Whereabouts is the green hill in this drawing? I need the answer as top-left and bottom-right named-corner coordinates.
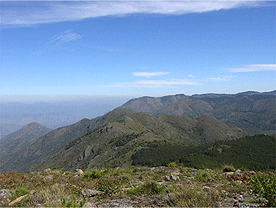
top-left (41, 108), bottom-right (246, 171)
top-left (0, 122), bottom-right (51, 147)
top-left (0, 123), bottom-right (51, 172)
top-left (0, 119), bottom-right (96, 173)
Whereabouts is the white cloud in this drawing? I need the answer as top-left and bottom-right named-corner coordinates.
top-left (133, 72), bottom-right (169, 78)
top-left (137, 80), bottom-right (198, 86)
top-left (229, 64), bottom-right (276, 72)
top-left (48, 30), bottom-right (81, 45)
top-left (1, 1), bottom-right (263, 26)
top-left (208, 75), bottom-right (233, 82)
top-left (188, 74), bottom-right (195, 78)
top-left (105, 79), bottom-right (199, 88)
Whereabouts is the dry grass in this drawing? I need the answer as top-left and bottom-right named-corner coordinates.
top-left (0, 166), bottom-right (269, 207)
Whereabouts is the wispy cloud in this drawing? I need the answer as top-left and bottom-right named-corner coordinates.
top-left (105, 79), bottom-right (199, 88)
top-left (229, 64), bottom-right (276, 72)
top-left (136, 80), bottom-right (198, 87)
top-left (48, 30), bottom-right (81, 46)
top-left (1, 1), bottom-right (263, 26)
top-left (133, 72), bottom-right (169, 78)
top-left (31, 30), bottom-right (81, 55)
top-left (208, 75), bottom-right (233, 82)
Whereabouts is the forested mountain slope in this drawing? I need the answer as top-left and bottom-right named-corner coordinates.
top-left (121, 91), bottom-right (276, 132)
top-left (41, 108), bottom-right (245, 171)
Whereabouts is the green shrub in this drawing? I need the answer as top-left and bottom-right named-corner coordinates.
top-left (250, 173), bottom-right (276, 207)
top-left (167, 162), bottom-right (178, 168)
top-left (11, 186), bottom-right (29, 200)
top-left (126, 181), bottom-right (165, 196)
top-left (140, 181), bottom-right (165, 195)
top-left (8, 186), bottom-right (30, 207)
top-left (195, 170), bottom-right (213, 182)
top-left (100, 168), bottom-right (109, 174)
top-left (83, 169), bottom-right (103, 179)
top-left (110, 167), bottom-right (131, 176)
top-left (96, 178), bottom-right (121, 197)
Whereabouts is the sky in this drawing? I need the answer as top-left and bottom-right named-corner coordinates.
top-left (1, 1), bottom-right (275, 103)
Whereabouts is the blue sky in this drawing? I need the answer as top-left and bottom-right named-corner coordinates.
top-left (1, 1), bottom-right (275, 102)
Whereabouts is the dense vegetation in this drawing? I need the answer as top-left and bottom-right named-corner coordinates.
top-left (132, 134), bottom-right (276, 171)
top-left (251, 173), bottom-right (276, 207)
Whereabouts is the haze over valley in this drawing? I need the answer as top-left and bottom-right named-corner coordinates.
top-left (0, 97), bottom-right (129, 138)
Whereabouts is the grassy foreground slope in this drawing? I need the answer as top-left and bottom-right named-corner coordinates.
top-left (0, 166), bottom-right (275, 207)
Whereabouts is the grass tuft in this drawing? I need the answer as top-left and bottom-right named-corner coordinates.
top-left (126, 181), bottom-right (165, 196)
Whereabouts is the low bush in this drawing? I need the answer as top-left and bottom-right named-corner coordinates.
top-left (83, 169), bottom-right (103, 179)
top-left (96, 177), bottom-right (122, 197)
top-left (110, 167), bottom-right (131, 176)
top-left (250, 173), bottom-right (276, 207)
top-left (126, 181), bottom-right (165, 196)
top-left (222, 164), bottom-right (235, 172)
top-left (11, 186), bottom-right (29, 200)
top-left (195, 170), bottom-right (214, 182)
top-left (167, 162), bottom-right (178, 168)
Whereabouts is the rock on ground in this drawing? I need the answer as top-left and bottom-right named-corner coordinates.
top-left (76, 169), bottom-right (84, 176)
top-left (0, 189), bottom-right (11, 204)
top-left (81, 189), bottom-right (104, 197)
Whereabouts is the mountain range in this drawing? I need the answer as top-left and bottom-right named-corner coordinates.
top-left (121, 90), bottom-right (276, 132)
top-left (42, 108), bottom-right (246, 171)
top-left (0, 90), bottom-right (275, 173)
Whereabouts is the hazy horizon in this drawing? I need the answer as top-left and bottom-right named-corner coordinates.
top-left (1, 88), bottom-right (275, 103)
top-left (0, 96), bottom-right (130, 138)
top-left (1, 89), bottom-right (275, 137)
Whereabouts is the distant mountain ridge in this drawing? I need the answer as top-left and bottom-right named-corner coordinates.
top-left (121, 90), bottom-right (276, 132)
